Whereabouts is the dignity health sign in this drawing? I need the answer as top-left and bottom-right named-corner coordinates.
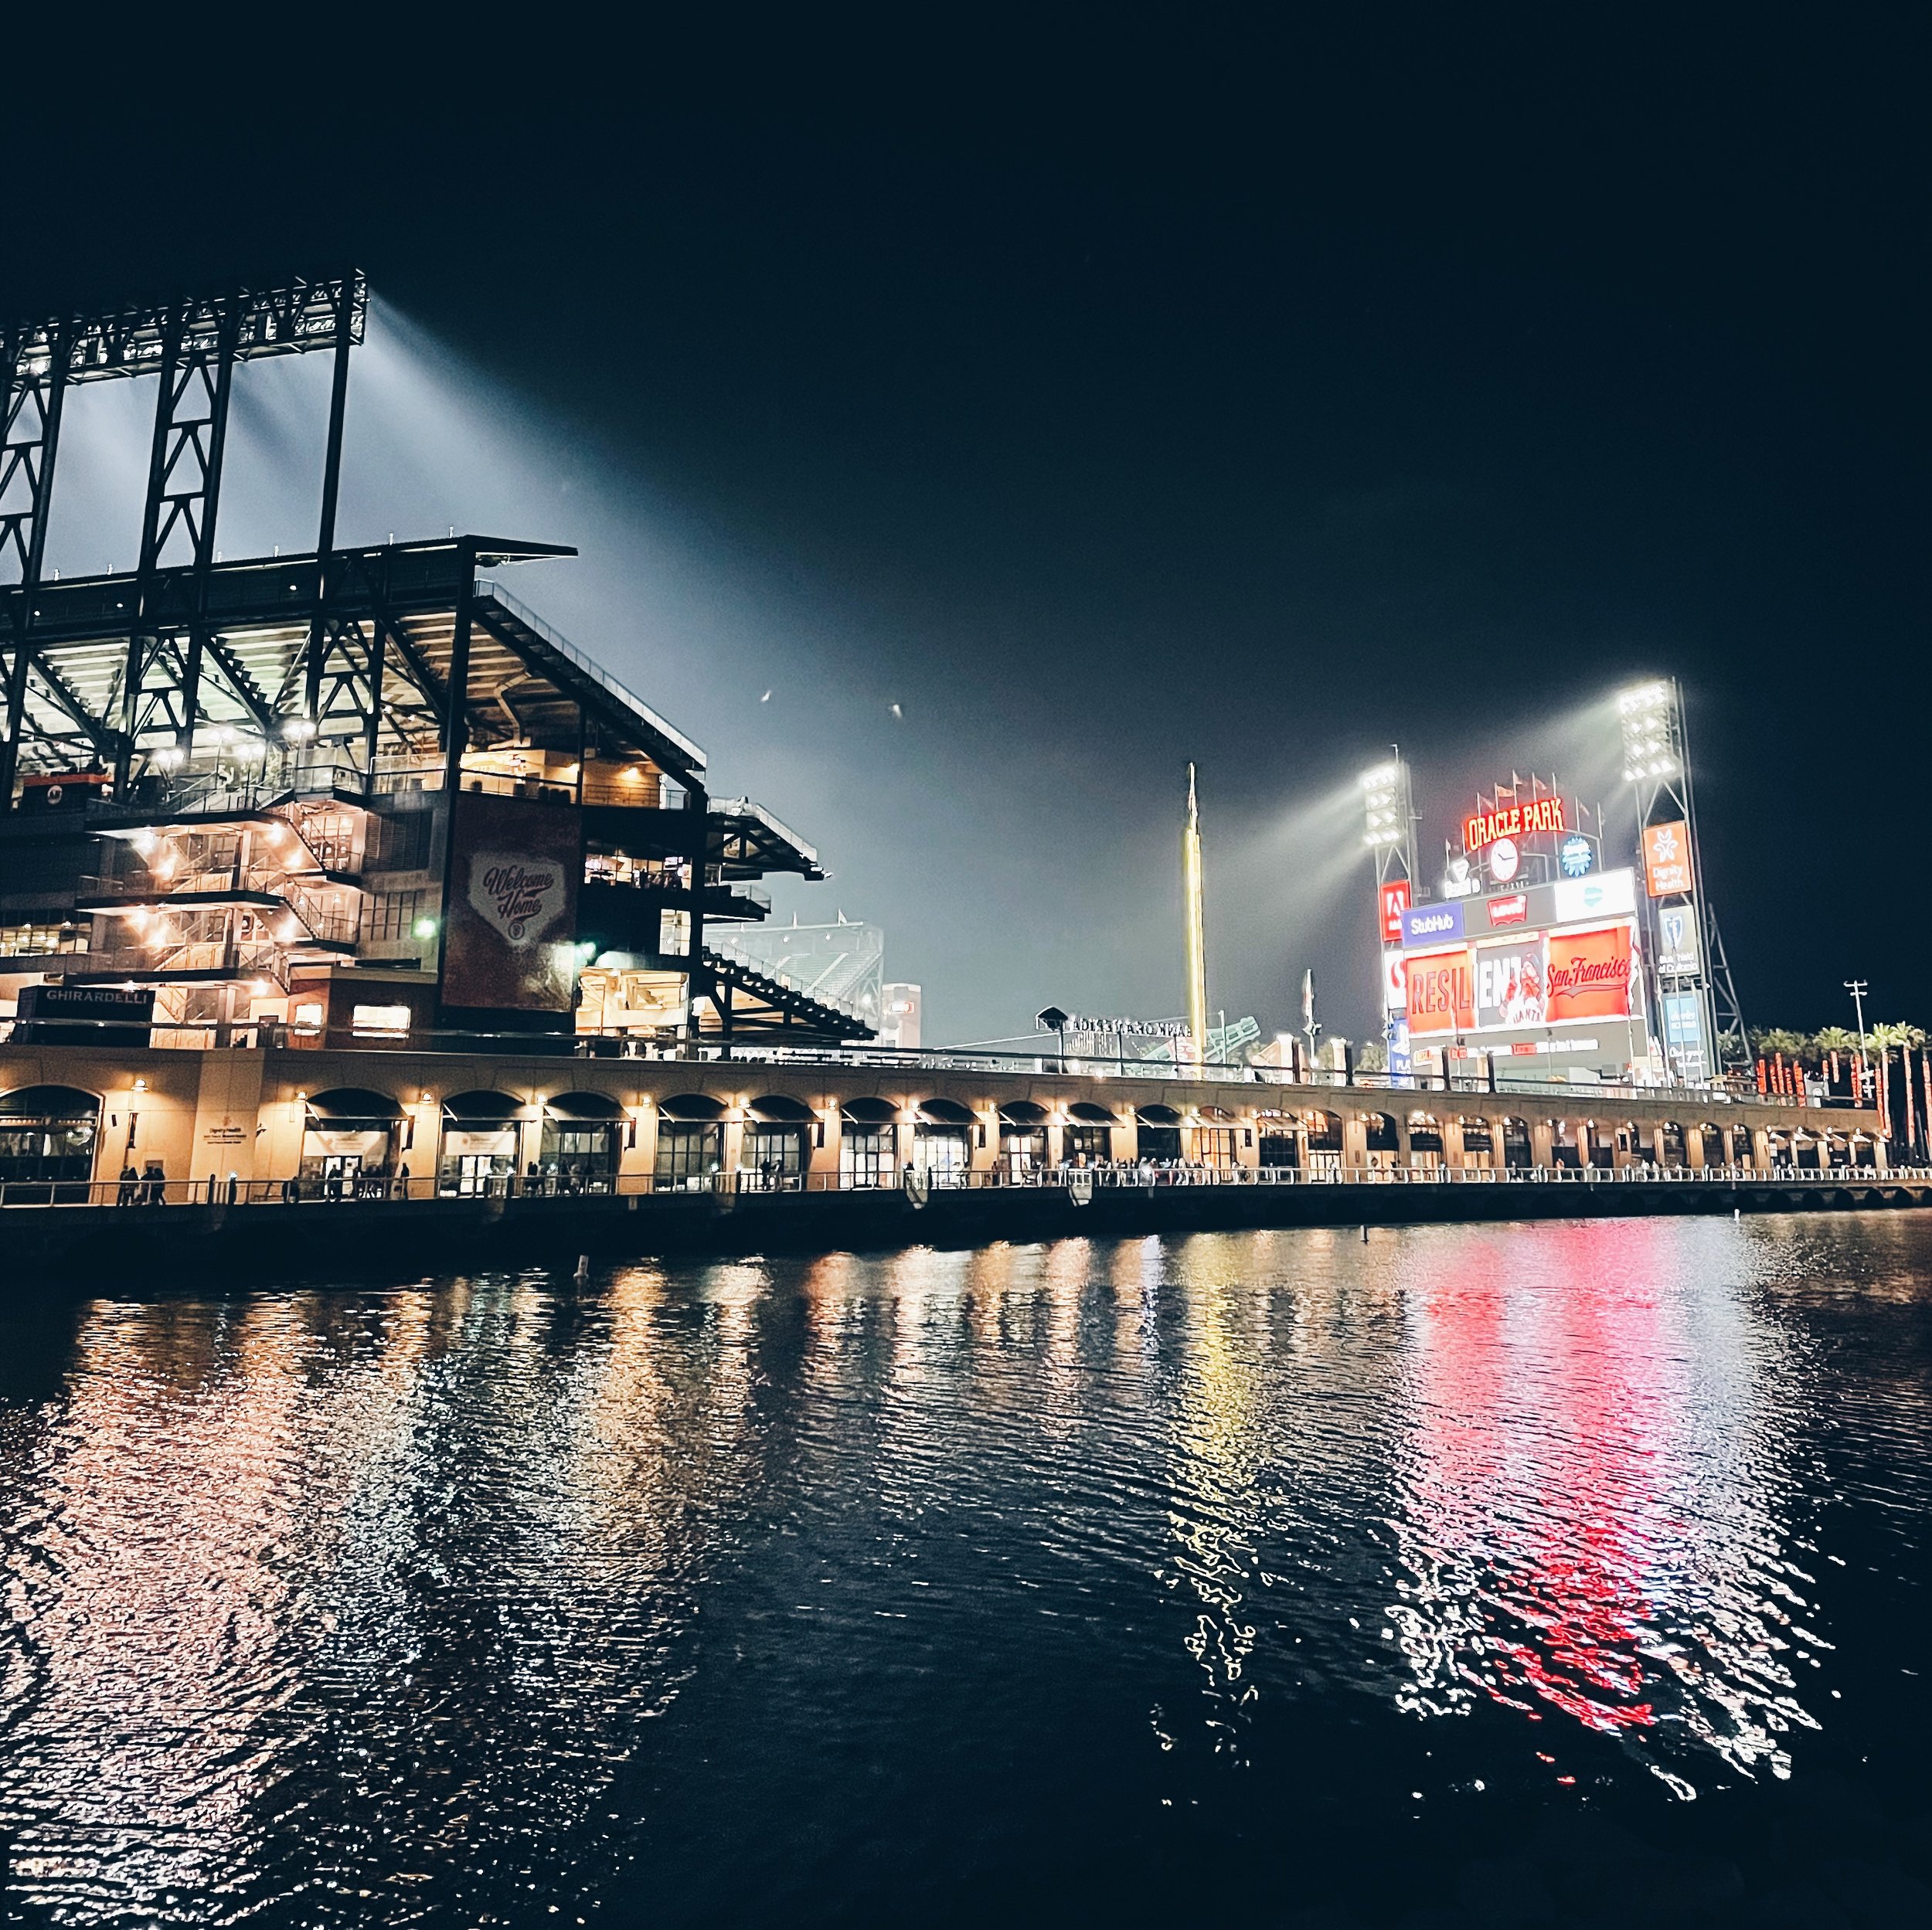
top-left (443, 791), bottom-right (582, 1011)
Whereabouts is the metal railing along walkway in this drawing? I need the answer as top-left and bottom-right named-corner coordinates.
top-left (0, 1015), bottom-right (1850, 1114)
top-left (4, 1164), bottom-right (1923, 1211)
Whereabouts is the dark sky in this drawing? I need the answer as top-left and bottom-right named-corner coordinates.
top-left (12, 15), bottom-right (1927, 1042)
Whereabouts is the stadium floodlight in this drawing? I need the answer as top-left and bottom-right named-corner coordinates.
top-left (1617, 679), bottom-right (1682, 782)
top-left (1359, 762), bottom-right (1405, 850)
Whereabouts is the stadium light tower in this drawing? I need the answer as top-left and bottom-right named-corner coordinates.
top-left (1359, 753), bottom-right (1417, 1079)
top-left (1359, 753), bottom-right (1417, 886)
top-left (1616, 677), bottom-right (1744, 1079)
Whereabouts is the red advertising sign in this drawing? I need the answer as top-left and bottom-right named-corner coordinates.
top-left (1545, 923), bottom-right (1633, 1024)
top-left (442, 792), bottom-right (583, 1011)
top-left (1379, 879), bottom-right (1411, 944)
top-left (1643, 820), bottom-right (1692, 897)
top-left (1464, 795), bottom-right (1565, 853)
top-left (1406, 946), bottom-right (1474, 1036)
top-left (1485, 893), bottom-right (1528, 927)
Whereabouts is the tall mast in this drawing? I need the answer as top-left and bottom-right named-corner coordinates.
top-left (1182, 762), bottom-right (1209, 1065)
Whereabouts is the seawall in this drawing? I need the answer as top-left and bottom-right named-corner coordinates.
top-left (9, 1174), bottom-right (1930, 1291)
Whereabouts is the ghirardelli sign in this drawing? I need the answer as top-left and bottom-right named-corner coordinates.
top-left (471, 855), bottom-right (568, 946)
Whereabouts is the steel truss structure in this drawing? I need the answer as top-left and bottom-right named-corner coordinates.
top-left (2, 274), bottom-right (366, 804)
top-left (1621, 678), bottom-right (1746, 1070)
top-left (0, 272), bottom-right (868, 1047)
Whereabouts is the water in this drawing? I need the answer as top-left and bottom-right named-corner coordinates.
top-left (3, 1215), bottom-right (1932, 1927)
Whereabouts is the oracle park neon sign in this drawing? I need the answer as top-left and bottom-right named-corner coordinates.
top-left (1463, 795), bottom-right (1566, 853)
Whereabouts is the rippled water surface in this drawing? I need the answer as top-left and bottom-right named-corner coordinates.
top-left (5, 1215), bottom-right (1932, 1927)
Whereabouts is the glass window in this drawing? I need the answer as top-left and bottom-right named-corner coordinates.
top-left (543, 1123), bottom-right (619, 1192)
top-left (998, 1126), bottom-right (1046, 1179)
top-left (742, 1123), bottom-right (804, 1189)
top-left (840, 1124), bottom-right (893, 1189)
top-left (913, 1123), bottom-right (969, 1186)
top-left (362, 890), bottom-right (423, 943)
top-left (655, 1121), bottom-right (721, 1189)
top-left (0, 1116), bottom-right (97, 1188)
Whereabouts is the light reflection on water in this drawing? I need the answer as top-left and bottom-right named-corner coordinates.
top-left (2, 1215), bottom-right (1930, 1925)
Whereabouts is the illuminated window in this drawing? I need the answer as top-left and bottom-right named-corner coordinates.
top-left (292, 1001), bottom-right (325, 1035)
top-left (351, 1004), bottom-right (410, 1038)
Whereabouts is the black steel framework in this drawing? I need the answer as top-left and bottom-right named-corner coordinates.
top-left (2, 273), bottom-right (366, 804)
top-left (2, 270), bottom-right (866, 1047)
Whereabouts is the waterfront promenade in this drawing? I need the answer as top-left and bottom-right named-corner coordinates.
top-left (0, 1036), bottom-right (1912, 1279)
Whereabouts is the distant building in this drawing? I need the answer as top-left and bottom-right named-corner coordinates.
top-left (879, 984), bottom-right (922, 1050)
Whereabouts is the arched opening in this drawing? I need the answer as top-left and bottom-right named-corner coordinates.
top-left (914, 1098), bottom-right (973, 1187)
top-left (1407, 1110), bottom-right (1444, 1168)
top-left (541, 1091), bottom-right (622, 1194)
top-left (1362, 1111), bottom-right (1399, 1167)
top-left (1458, 1116), bottom-right (1495, 1167)
top-left (1303, 1108), bottom-right (1342, 1177)
top-left (1065, 1099), bottom-right (1116, 1167)
top-left (1136, 1103), bottom-right (1182, 1164)
top-left (0, 1084), bottom-right (101, 1201)
top-left (1659, 1120), bottom-right (1687, 1169)
top-left (440, 1090), bottom-right (523, 1197)
top-left (1550, 1119), bottom-right (1583, 1171)
top-left (659, 1092), bottom-right (726, 1119)
top-left (1696, 1121), bottom-right (1726, 1170)
top-left (1254, 1108), bottom-right (1298, 1171)
top-left (997, 1099), bottom-right (1048, 1181)
top-left (303, 1087), bottom-right (403, 1196)
top-left (656, 1092), bottom-right (724, 1191)
top-left (743, 1094), bottom-right (812, 1191)
top-left (1193, 1105), bottom-right (1237, 1170)
top-left (840, 1096), bottom-right (898, 1189)
top-left (1499, 1116), bottom-right (1532, 1171)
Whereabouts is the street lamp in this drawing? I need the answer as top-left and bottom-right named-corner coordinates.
top-left (1845, 978), bottom-right (1871, 1101)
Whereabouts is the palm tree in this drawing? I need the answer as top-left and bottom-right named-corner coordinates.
top-left (1811, 1026), bottom-right (1859, 1056)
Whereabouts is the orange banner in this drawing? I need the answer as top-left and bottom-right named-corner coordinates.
top-left (1406, 947), bottom-right (1474, 1036)
top-left (1643, 821), bottom-right (1692, 898)
top-left (1546, 923), bottom-right (1633, 1023)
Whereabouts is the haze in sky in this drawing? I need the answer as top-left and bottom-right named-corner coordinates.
top-left (12, 16), bottom-right (1927, 1040)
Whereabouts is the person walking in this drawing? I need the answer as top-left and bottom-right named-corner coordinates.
top-left (117, 1163), bottom-right (138, 1207)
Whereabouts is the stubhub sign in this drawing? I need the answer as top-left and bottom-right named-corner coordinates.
top-left (1401, 902), bottom-right (1465, 946)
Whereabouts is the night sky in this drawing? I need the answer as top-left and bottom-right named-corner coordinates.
top-left (12, 18), bottom-right (1926, 1044)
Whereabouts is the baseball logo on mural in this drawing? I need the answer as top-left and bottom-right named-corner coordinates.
top-left (442, 792), bottom-right (583, 1011)
top-left (469, 854), bottom-right (569, 946)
